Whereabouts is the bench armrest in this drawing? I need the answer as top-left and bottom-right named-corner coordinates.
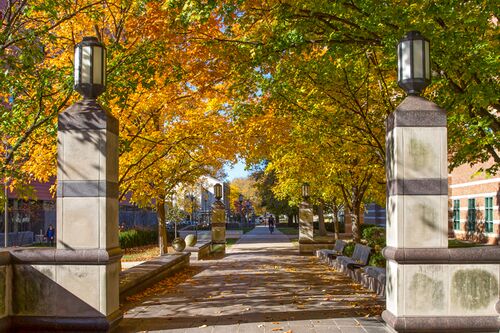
top-left (346, 263), bottom-right (366, 270)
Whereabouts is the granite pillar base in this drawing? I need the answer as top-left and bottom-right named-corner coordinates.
top-left (382, 309), bottom-right (499, 333)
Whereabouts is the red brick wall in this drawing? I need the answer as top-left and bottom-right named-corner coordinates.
top-left (449, 158), bottom-right (499, 245)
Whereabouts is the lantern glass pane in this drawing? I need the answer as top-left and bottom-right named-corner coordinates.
top-left (81, 46), bottom-right (92, 84)
top-left (74, 46), bottom-right (80, 84)
top-left (424, 40), bottom-right (431, 80)
top-left (400, 41), bottom-right (411, 80)
top-left (103, 48), bottom-right (107, 86)
top-left (413, 39), bottom-right (424, 79)
top-left (93, 46), bottom-right (102, 85)
top-left (397, 44), bottom-right (401, 82)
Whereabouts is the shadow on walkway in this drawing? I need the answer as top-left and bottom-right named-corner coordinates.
top-left (119, 225), bottom-right (385, 332)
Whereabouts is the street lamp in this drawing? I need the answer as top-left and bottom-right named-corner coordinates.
top-left (74, 36), bottom-right (106, 99)
top-left (238, 194), bottom-right (244, 225)
top-left (397, 31), bottom-right (431, 95)
top-left (302, 182), bottom-right (310, 200)
top-left (214, 183), bottom-right (222, 201)
top-left (203, 191), bottom-right (209, 225)
top-left (186, 193), bottom-right (196, 230)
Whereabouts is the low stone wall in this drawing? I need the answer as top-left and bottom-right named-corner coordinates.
top-left (0, 252), bottom-right (11, 331)
top-left (119, 253), bottom-right (190, 302)
top-left (0, 248), bottom-right (190, 331)
top-left (184, 241), bottom-right (212, 260)
top-left (383, 246), bottom-right (500, 332)
top-left (299, 239), bottom-right (335, 254)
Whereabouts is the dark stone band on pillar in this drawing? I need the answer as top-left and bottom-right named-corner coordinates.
top-left (11, 309), bottom-right (123, 333)
top-left (387, 178), bottom-right (448, 195)
top-left (382, 310), bottom-right (499, 332)
top-left (59, 99), bottom-right (119, 135)
top-left (57, 180), bottom-right (119, 198)
top-left (383, 246), bottom-right (500, 264)
top-left (9, 247), bottom-right (123, 264)
top-left (386, 95), bottom-right (446, 132)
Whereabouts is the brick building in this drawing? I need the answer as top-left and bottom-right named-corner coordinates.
top-left (449, 158), bottom-right (499, 245)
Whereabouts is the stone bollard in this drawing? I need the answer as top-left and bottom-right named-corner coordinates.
top-left (211, 199), bottom-right (226, 254)
top-left (299, 201), bottom-right (314, 254)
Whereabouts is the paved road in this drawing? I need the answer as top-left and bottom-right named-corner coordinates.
top-left (118, 225), bottom-right (390, 333)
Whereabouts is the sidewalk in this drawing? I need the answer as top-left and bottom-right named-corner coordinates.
top-left (118, 225), bottom-right (390, 333)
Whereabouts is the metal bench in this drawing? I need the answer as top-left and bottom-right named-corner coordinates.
top-left (316, 240), bottom-right (346, 263)
top-left (360, 266), bottom-right (386, 297)
top-left (334, 243), bottom-right (371, 279)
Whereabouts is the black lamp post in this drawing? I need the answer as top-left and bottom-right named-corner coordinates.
top-left (74, 36), bottom-right (106, 99)
top-left (397, 31), bottom-right (431, 95)
top-left (203, 191), bottom-right (209, 225)
top-left (238, 194), bottom-right (244, 225)
top-left (302, 182), bottom-right (310, 200)
top-left (186, 193), bottom-right (196, 236)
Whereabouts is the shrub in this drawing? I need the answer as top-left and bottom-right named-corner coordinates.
top-left (119, 229), bottom-right (159, 249)
top-left (343, 241), bottom-right (356, 257)
top-left (361, 225), bottom-right (386, 268)
top-left (369, 252), bottom-right (386, 267)
top-left (362, 226), bottom-right (386, 249)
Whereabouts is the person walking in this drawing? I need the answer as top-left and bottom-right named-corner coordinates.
top-left (46, 224), bottom-right (55, 247)
top-left (268, 215), bottom-right (275, 234)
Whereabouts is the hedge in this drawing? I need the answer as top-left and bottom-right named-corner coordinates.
top-left (119, 229), bottom-right (178, 249)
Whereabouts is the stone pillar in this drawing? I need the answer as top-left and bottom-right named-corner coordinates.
top-left (382, 96), bottom-right (500, 332)
top-left (211, 200), bottom-right (226, 254)
top-left (299, 202), bottom-right (313, 254)
top-left (343, 208), bottom-right (352, 235)
top-left (55, 99), bottom-right (121, 329)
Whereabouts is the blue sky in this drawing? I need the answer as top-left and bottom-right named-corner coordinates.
top-left (225, 160), bottom-right (250, 180)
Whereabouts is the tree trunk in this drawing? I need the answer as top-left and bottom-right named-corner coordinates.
top-left (352, 201), bottom-right (361, 242)
top-left (317, 202), bottom-right (327, 236)
top-left (287, 214), bottom-right (293, 227)
top-left (332, 204), bottom-right (340, 240)
top-left (156, 197), bottom-right (168, 255)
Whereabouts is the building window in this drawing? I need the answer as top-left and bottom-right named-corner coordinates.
top-left (453, 199), bottom-right (460, 230)
top-left (485, 197), bottom-right (494, 233)
top-left (467, 198), bottom-right (476, 232)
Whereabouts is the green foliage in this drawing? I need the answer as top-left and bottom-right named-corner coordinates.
top-left (361, 225), bottom-right (386, 267)
top-left (362, 225), bottom-right (386, 248)
top-left (368, 252), bottom-right (386, 268)
top-left (343, 241), bottom-right (355, 257)
top-left (119, 229), bottom-right (177, 249)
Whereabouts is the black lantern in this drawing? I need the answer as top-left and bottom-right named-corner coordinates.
top-left (397, 31), bottom-right (431, 95)
top-left (74, 36), bottom-right (106, 99)
top-left (302, 183), bottom-right (310, 200)
top-left (214, 183), bottom-right (222, 201)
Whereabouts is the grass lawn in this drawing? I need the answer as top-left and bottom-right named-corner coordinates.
top-left (448, 239), bottom-right (484, 248)
top-left (122, 238), bottom-right (241, 262)
top-left (226, 238), bottom-right (239, 248)
top-left (242, 226), bottom-right (255, 234)
top-left (121, 245), bottom-right (161, 262)
top-left (277, 227), bottom-right (299, 235)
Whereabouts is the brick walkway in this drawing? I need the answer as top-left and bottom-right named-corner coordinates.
top-left (118, 225), bottom-right (390, 333)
